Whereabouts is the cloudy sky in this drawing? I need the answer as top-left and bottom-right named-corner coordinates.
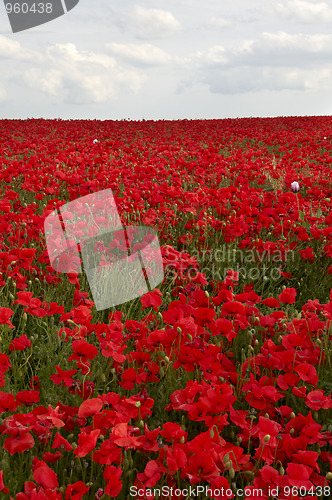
top-left (1, 0), bottom-right (332, 120)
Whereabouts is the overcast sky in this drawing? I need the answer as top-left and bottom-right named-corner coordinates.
top-left (1, 0), bottom-right (332, 120)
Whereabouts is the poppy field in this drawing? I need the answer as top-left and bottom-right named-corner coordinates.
top-left (1, 116), bottom-right (332, 499)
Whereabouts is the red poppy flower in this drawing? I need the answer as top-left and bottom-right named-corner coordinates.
top-left (112, 423), bottom-right (141, 449)
top-left (185, 450), bottom-right (220, 484)
top-left (305, 390), bottom-right (332, 410)
top-left (136, 460), bottom-right (166, 487)
top-left (33, 461), bottom-right (59, 489)
top-left (294, 363), bottom-right (318, 386)
top-left (15, 390), bottom-right (40, 406)
top-left (43, 451), bottom-right (63, 463)
top-left (37, 405), bottom-right (65, 428)
top-left (50, 366), bottom-right (77, 387)
top-left (0, 470), bottom-right (9, 494)
top-left (74, 429), bottom-right (100, 457)
top-left (9, 334), bottom-right (31, 351)
top-left (141, 289), bottom-right (163, 311)
top-left (193, 307), bottom-right (215, 325)
top-left (221, 301), bottom-right (246, 315)
top-left (299, 247), bottom-right (315, 261)
top-left (215, 317), bottom-right (236, 341)
top-left (0, 391), bottom-right (17, 413)
top-left (68, 339), bottom-right (99, 362)
top-left (103, 465), bottom-right (123, 497)
top-left (0, 307), bottom-right (14, 328)
top-left (166, 444), bottom-right (187, 474)
top-left (279, 463), bottom-right (313, 489)
top-left (279, 287), bottom-right (297, 304)
top-left (78, 397), bottom-right (103, 418)
top-left (261, 297), bottom-right (280, 308)
top-left (52, 432), bottom-right (73, 451)
top-left (3, 430), bottom-right (35, 455)
top-left (160, 422), bottom-right (188, 443)
top-left (65, 481), bottom-right (89, 500)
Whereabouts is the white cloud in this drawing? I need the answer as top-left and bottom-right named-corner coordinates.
top-left (0, 35), bottom-right (42, 61)
top-left (205, 66), bottom-right (332, 94)
top-left (0, 84), bottom-right (6, 102)
top-left (208, 16), bottom-right (232, 29)
top-left (22, 43), bottom-right (145, 104)
top-left (106, 43), bottom-right (171, 66)
top-left (195, 46), bottom-right (228, 65)
top-left (191, 31), bottom-right (332, 94)
top-left (131, 5), bottom-right (182, 39)
top-left (199, 32), bottom-right (332, 67)
top-left (259, 32), bottom-right (332, 54)
top-left (274, 0), bottom-right (332, 23)
top-left (24, 68), bottom-right (63, 96)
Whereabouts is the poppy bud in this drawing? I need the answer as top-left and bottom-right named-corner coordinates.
top-left (279, 465), bottom-right (285, 475)
top-left (22, 313), bottom-right (27, 323)
top-left (264, 434), bottom-right (271, 442)
top-left (165, 356), bottom-right (170, 363)
top-left (224, 461), bottom-right (231, 469)
top-left (135, 401), bottom-right (141, 408)
top-left (290, 412), bottom-right (295, 419)
top-left (291, 181), bottom-right (300, 193)
top-left (229, 467), bottom-right (235, 478)
top-left (126, 470), bottom-right (136, 481)
top-left (180, 436), bottom-right (185, 443)
top-left (290, 428), bottom-right (295, 435)
top-left (187, 334), bottom-right (192, 341)
top-left (205, 291), bottom-right (209, 298)
top-left (210, 428), bottom-right (214, 438)
top-left (177, 327), bottom-right (182, 334)
top-left (326, 472), bottom-right (332, 480)
top-left (122, 459), bottom-right (129, 470)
